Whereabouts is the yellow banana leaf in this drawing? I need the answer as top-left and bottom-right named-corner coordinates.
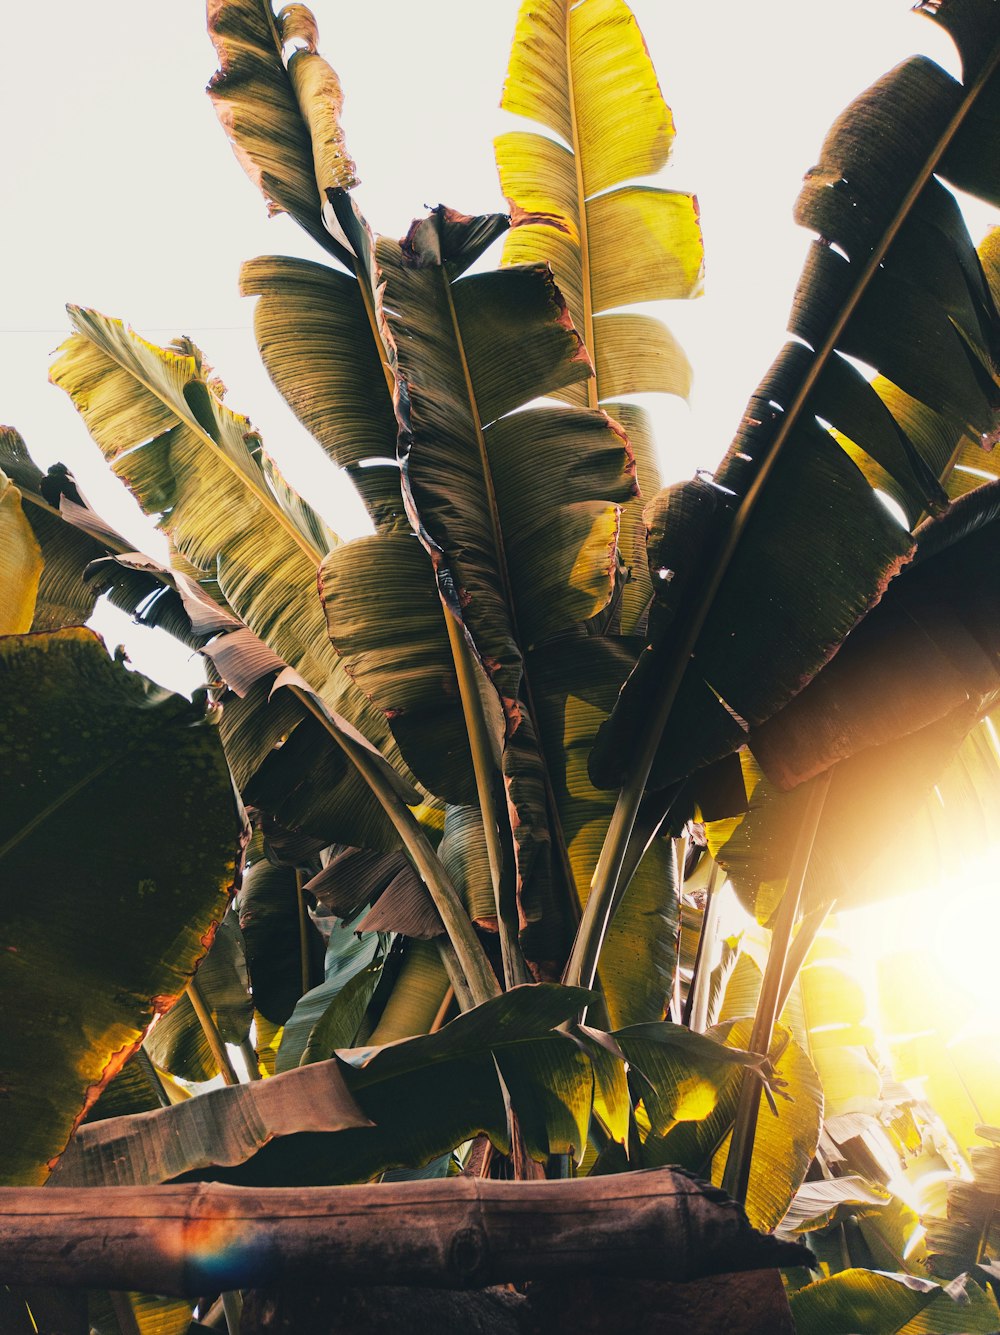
top-left (49, 308), bottom-right (396, 760)
top-left (0, 465), bottom-right (41, 633)
top-left (496, 0), bottom-right (702, 410)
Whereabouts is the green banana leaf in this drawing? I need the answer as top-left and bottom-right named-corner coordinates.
top-left (275, 926), bottom-right (385, 1071)
top-left (790, 1269), bottom-right (1000, 1334)
top-left (529, 634), bottom-right (678, 1026)
top-left (749, 480), bottom-right (1000, 790)
top-left (646, 1020), bottom-right (823, 1234)
top-left (495, 0), bottom-right (702, 631)
top-left (240, 254), bottom-right (405, 530)
top-left (365, 937), bottom-right (453, 1046)
top-left (316, 207), bottom-right (640, 961)
top-left (0, 628), bottom-right (238, 1184)
top-left (714, 484), bottom-right (1000, 919)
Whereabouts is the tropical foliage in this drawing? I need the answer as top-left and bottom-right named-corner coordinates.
top-left (2, 0), bottom-right (1000, 1331)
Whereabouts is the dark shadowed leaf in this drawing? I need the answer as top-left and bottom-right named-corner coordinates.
top-left (0, 629), bottom-right (237, 1185)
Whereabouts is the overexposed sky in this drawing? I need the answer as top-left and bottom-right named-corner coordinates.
top-left (0, 0), bottom-right (970, 688)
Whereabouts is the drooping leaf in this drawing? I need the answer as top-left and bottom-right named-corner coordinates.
top-left (240, 255), bottom-right (404, 530)
top-left (592, 423), bottom-right (914, 790)
top-left (616, 1021), bottom-right (762, 1136)
top-left (750, 479), bottom-right (1000, 790)
top-left (780, 1177), bottom-right (890, 1235)
top-left (647, 1021), bottom-right (823, 1234)
top-left (0, 433), bottom-right (148, 636)
top-left (48, 308), bottom-right (398, 760)
top-left (218, 672), bottom-right (416, 855)
top-left (0, 629), bottom-right (237, 1184)
top-left (924, 1142), bottom-right (1000, 1280)
top-left (55, 984), bottom-right (597, 1188)
top-left (717, 705), bottom-right (1000, 922)
top-left (207, 0), bottom-right (357, 258)
top-left (52, 1060), bottom-right (371, 1188)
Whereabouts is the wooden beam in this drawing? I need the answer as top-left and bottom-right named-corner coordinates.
top-left (0, 1169), bottom-right (812, 1296)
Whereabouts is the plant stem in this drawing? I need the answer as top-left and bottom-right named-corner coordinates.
top-left (436, 940), bottom-right (476, 1014)
top-left (430, 985), bottom-right (456, 1034)
top-left (685, 860), bottom-right (721, 1032)
top-left (721, 771), bottom-right (831, 1205)
top-left (295, 869), bottom-right (313, 996)
top-left (671, 834), bottom-right (689, 1022)
top-left (441, 606), bottom-right (529, 989)
top-left (135, 1046), bottom-right (171, 1107)
top-left (221, 1289), bottom-right (242, 1335)
top-left (777, 900), bottom-right (834, 1020)
top-left (186, 975), bottom-right (241, 1087)
top-left (289, 684), bottom-right (499, 1008)
top-left (239, 1036), bottom-right (262, 1082)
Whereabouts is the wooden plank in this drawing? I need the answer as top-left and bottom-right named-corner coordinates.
top-left (0, 1168), bottom-right (812, 1296)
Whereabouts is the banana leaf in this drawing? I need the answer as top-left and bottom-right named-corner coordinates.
top-left (0, 629), bottom-right (238, 1185)
top-left (0, 464), bottom-right (42, 633)
top-left (750, 479), bottom-right (1000, 790)
top-left (646, 1021), bottom-right (823, 1235)
top-left (495, 0), bottom-right (702, 631)
top-left (593, 1), bottom-right (1000, 792)
top-left (715, 484), bottom-right (1000, 918)
top-left (237, 856), bottom-right (325, 1026)
top-left (316, 207), bottom-right (639, 962)
top-left (789, 1269), bottom-right (1000, 1334)
top-left (924, 1141), bottom-right (1000, 1280)
top-left (529, 634), bottom-right (678, 1026)
top-left (275, 927), bottom-right (385, 1072)
top-left (496, 0), bottom-right (702, 408)
top-left (53, 985), bottom-right (597, 1188)
top-left (240, 254), bottom-right (405, 531)
top-left (207, 0), bottom-right (357, 260)
top-left (48, 309), bottom-right (399, 764)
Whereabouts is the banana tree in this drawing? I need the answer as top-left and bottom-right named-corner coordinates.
top-left (2, 0), bottom-right (1000, 1330)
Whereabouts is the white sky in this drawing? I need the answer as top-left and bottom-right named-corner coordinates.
top-left (0, 0), bottom-right (977, 691)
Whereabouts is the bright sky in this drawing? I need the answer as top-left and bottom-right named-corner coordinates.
top-left (0, 0), bottom-right (972, 693)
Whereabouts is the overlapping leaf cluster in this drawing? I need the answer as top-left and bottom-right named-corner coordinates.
top-left (2, 1), bottom-right (1000, 1329)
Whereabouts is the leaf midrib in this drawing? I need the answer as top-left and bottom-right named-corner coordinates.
top-left (70, 311), bottom-right (323, 568)
top-left (564, 0), bottom-right (599, 411)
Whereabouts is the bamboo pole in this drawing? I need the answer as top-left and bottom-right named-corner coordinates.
top-left (0, 1171), bottom-right (811, 1296)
